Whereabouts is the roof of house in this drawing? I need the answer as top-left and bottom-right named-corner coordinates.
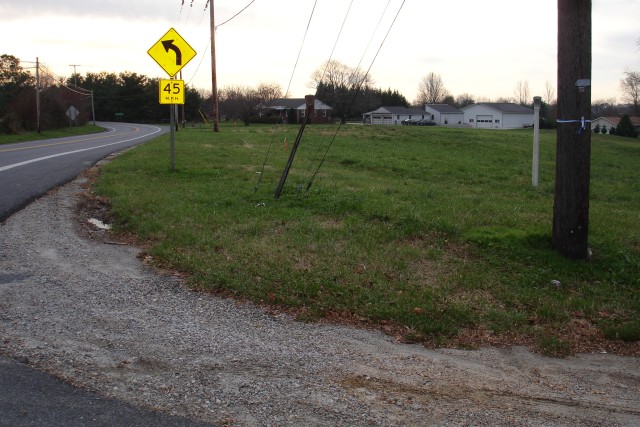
top-left (462, 102), bottom-right (534, 114)
top-left (594, 116), bottom-right (640, 127)
top-left (425, 104), bottom-right (463, 114)
top-left (363, 106), bottom-right (426, 115)
top-left (266, 98), bottom-right (333, 110)
top-left (593, 117), bottom-right (620, 126)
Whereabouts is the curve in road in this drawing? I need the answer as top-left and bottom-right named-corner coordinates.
top-left (0, 122), bottom-right (167, 222)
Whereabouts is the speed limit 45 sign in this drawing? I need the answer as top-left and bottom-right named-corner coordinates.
top-left (159, 79), bottom-right (185, 104)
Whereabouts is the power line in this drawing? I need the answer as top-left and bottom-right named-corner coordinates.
top-left (186, 1), bottom-right (259, 87)
top-left (284, 0), bottom-right (318, 98)
top-left (216, 0), bottom-right (257, 29)
top-left (305, 0), bottom-right (406, 193)
top-left (299, 0), bottom-right (391, 192)
top-left (296, 0), bottom-right (355, 192)
top-left (254, 0), bottom-right (319, 192)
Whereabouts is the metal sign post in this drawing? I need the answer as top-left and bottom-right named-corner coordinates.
top-left (170, 88), bottom-right (175, 170)
top-left (148, 28), bottom-right (196, 171)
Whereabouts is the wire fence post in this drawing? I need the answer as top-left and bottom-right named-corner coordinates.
top-left (274, 95), bottom-right (314, 199)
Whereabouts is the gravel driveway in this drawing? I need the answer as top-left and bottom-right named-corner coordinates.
top-left (1, 171), bottom-right (639, 426)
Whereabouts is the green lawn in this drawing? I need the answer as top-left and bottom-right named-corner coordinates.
top-left (94, 123), bottom-right (640, 356)
top-left (0, 124), bottom-right (104, 144)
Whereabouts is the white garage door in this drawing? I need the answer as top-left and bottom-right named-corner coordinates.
top-left (372, 115), bottom-right (393, 125)
top-left (476, 115), bottom-right (494, 128)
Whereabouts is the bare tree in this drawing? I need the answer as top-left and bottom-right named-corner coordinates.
top-left (455, 93), bottom-right (475, 108)
top-left (591, 98), bottom-right (620, 118)
top-left (218, 85), bottom-right (262, 125)
top-left (620, 69), bottom-right (640, 115)
top-left (415, 72), bottom-right (449, 105)
top-left (256, 82), bottom-right (283, 106)
top-left (543, 81), bottom-right (556, 105)
top-left (495, 96), bottom-right (516, 104)
top-left (514, 80), bottom-right (531, 105)
top-left (308, 60), bottom-right (373, 92)
top-left (309, 60), bottom-right (375, 123)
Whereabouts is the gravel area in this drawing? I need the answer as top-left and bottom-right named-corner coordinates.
top-left (1, 172), bottom-right (639, 426)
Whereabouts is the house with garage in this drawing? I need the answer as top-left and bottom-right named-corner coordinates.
top-left (362, 106), bottom-right (430, 125)
top-left (591, 116), bottom-right (640, 134)
top-left (462, 102), bottom-right (535, 129)
top-left (424, 104), bottom-right (464, 125)
top-left (263, 98), bottom-right (334, 124)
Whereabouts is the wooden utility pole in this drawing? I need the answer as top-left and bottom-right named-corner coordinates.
top-left (209, 0), bottom-right (220, 132)
top-left (553, 0), bottom-right (592, 259)
top-left (36, 57), bottom-right (41, 133)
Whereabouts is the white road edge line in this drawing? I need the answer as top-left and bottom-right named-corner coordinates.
top-left (0, 126), bottom-right (162, 173)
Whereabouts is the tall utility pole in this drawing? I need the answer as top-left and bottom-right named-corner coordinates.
top-left (209, 0), bottom-right (220, 132)
top-left (69, 64), bottom-right (81, 86)
top-left (553, 0), bottom-right (592, 259)
top-left (36, 57), bottom-right (41, 133)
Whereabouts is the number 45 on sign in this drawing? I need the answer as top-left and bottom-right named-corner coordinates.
top-left (159, 79), bottom-right (185, 104)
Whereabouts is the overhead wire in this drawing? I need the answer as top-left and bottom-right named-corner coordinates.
top-left (304, 0), bottom-right (406, 193)
top-left (254, 0), bottom-right (319, 193)
top-left (186, 1), bottom-right (259, 86)
top-left (216, 0), bottom-right (257, 29)
top-left (298, 0), bottom-right (392, 194)
top-left (37, 63), bottom-right (92, 97)
top-left (296, 0), bottom-right (355, 193)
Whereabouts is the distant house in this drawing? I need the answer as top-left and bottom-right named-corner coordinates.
top-left (424, 104), bottom-right (464, 125)
top-left (263, 98), bottom-right (333, 124)
top-left (462, 103), bottom-right (535, 129)
top-left (362, 106), bottom-right (430, 125)
top-left (591, 116), bottom-right (640, 133)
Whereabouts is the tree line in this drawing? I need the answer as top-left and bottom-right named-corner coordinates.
top-left (0, 54), bottom-right (207, 133)
top-left (2, 53), bottom-right (638, 136)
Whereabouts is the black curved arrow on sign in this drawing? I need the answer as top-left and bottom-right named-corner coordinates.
top-left (161, 40), bottom-right (182, 66)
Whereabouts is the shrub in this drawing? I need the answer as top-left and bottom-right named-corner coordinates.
top-left (615, 115), bottom-right (638, 138)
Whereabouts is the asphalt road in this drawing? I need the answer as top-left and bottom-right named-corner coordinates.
top-left (0, 122), bottom-right (167, 222)
top-left (0, 355), bottom-right (213, 427)
top-left (0, 123), bottom-right (214, 426)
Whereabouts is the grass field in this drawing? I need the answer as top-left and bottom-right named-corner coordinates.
top-left (94, 123), bottom-right (640, 356)
top-left (0, 124), bottom-right (104, 145)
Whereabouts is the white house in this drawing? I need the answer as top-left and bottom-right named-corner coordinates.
top-left (591, 117), bottom-right (618, 134)
top-left (591, 116), bottom-right (640, 133)
top-left (362, 106), bottom-right (429, 125)
top-left (462, 103), bottom-right (535, 129)
top-left (424, 104), bottom-right (464, 125)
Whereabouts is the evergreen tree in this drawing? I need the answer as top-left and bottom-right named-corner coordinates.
top-left (615, 114), bottom-right (638, 138)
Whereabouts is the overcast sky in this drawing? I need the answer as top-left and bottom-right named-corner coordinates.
top-left (2, 0), bottom-right (639, 103)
